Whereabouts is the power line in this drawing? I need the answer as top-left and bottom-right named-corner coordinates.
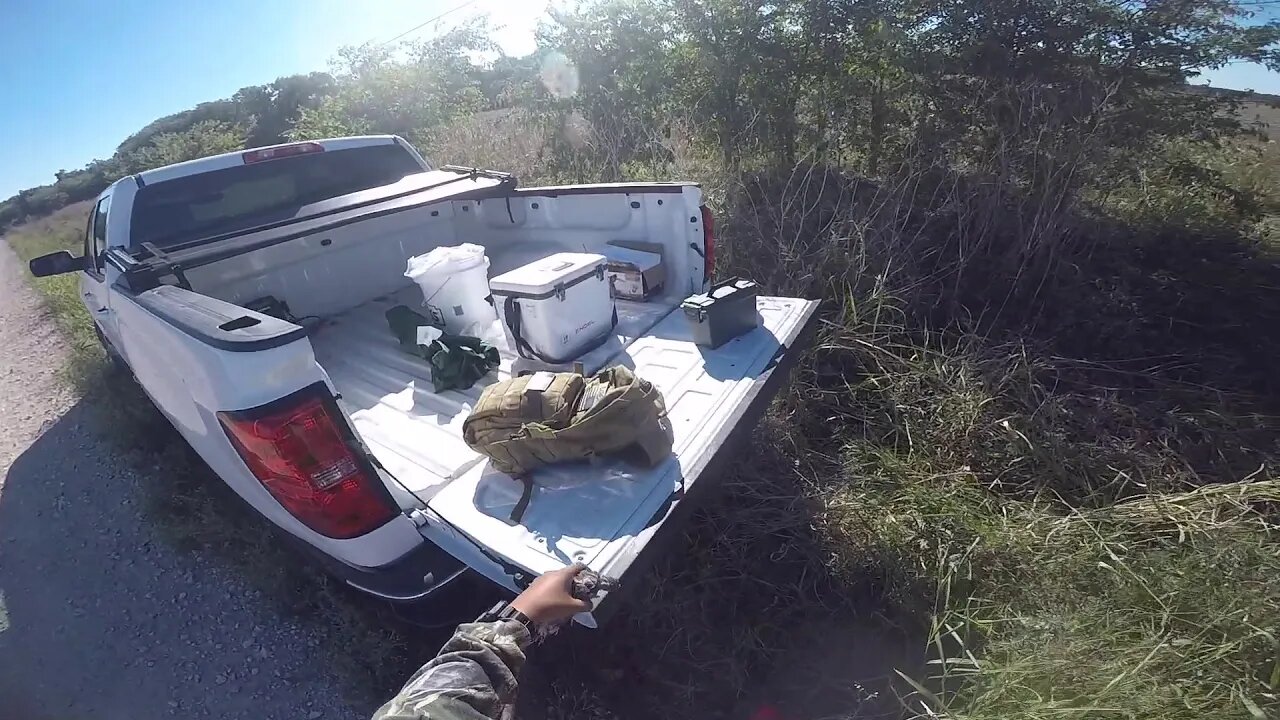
top-left (378, 0), bottom-right (482, 47)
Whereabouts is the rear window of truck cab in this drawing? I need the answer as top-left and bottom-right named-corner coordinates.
top-left (129, 144), bottom-right (423, 249)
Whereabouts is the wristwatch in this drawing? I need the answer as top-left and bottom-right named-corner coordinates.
top-left (477, 600), bottom-right (536, 633)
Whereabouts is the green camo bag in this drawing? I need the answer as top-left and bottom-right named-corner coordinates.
top-left (462, 366), bottom-right (672, 521)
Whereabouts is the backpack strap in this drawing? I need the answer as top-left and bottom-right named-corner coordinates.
top-left (504, 296), bottom-right (618, 364)
top-left (502, 423), bottom-right (558, 524)
top-left (508, 474), bottom-right (535, 525)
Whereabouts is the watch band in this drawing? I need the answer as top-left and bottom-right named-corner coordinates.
top-left (497, 604), bottom-right (536, 633)
top-left (476, 600), bottom-right (536, 633)
top-left (477, 600), bottom-right (507, 623)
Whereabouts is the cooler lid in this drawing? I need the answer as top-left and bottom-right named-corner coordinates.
top-left (490, 252), bottom-right (606, 296)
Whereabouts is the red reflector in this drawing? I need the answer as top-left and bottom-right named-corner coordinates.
top-left (218, 387), bottom-right (396, 539)
top-left (242, 142), bottom-right (324, 164)
top-left (700, 205), bottom-right (716, 284)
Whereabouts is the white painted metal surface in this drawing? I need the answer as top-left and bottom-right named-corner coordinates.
top-left (432, 296), bottom-right (814, 583)
top-left (310, 286), bottom-right (672, 502)
top-left (312, 288), bottom-right (816, 592)
top-left (137, 135), bottom-right (419, 186)
top-left (108, 286), bottom-right (428, 570)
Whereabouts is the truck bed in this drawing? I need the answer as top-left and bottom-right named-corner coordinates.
top-left (311, 286), bottom-right (818, 599)
top-left (310, 286), bottom-right (674, 501)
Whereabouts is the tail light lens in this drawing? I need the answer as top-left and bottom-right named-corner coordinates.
top-left (700, 205), bottom-right (716, 284)
top-left (218, 384), bottom-right (397, 539)
top-left (242, 142), bottom-right (324, 164)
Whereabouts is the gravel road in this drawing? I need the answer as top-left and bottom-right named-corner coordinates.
top-left (0, 241), bottom-right (368, 719)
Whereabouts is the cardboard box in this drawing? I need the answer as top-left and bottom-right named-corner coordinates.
top-left (603, 243), bottom-right (665, 301)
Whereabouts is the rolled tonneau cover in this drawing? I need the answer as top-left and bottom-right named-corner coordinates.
top-left (112, 166), bottom-right (515, 289)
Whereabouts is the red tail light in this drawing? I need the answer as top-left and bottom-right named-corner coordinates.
top-left (700, 204), bottom-right (716, 284)
top-left (242, 142), bottom-right (324, 164)
top-left (218, 384), bottom-right (396, 539)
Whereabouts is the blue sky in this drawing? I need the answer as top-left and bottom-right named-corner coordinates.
top-left (1191, 60), bottom-right (1280, 93)
top-left (0, 0), bottom-right (547, 198)
top-left (0, 0), bottom-right (1277, 199)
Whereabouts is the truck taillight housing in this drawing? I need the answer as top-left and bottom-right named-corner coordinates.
top-left (242, 142), bottom-right (324, 164)
top-left (700, 205), bottom-right (716, 284)
top-left (218, 384), bottom-right (397, 539)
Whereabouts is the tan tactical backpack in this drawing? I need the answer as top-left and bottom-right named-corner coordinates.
top-left (462, 366), bottom-right (672, 521)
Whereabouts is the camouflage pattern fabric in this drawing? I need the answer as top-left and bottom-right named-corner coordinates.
top-left (385, 305), bottom-right (500, 392)
top-left (372, 621), bottom-right (529, 720)
top-left (462, 365), bottom-right (672, 477)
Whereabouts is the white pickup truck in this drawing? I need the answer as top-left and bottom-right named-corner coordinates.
top-left (29, 135), bottom-right (818, 623)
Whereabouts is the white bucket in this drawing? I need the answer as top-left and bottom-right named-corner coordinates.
top-left (404, 243), bottom-right (498, 335)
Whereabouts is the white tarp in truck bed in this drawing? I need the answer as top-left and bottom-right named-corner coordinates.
top-left (311, 288), bottom-right (819, 612)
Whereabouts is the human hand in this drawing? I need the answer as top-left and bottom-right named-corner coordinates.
top-left (509, 563), bottom-right (593, 625)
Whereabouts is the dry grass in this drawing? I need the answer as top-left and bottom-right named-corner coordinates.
top-left (914, 481), bottom-right (1280, 720)
top-left (4, 201), bottom-right (104, 389)
top-left (753, 148), bottom-right (1279, 718)
top-left (428, 108), bottom-right (557, 183)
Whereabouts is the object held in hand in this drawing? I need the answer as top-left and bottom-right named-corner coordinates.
top-left (570, 568), bottom-right (621, 601)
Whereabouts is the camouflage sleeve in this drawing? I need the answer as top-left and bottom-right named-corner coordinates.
top-left (371, 620), bottom-right (531, 720)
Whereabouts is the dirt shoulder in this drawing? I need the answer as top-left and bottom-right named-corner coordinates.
top-left (0, 243), bottom-right (75, 467)
top-left (0, 240), bottom-right (366, 720)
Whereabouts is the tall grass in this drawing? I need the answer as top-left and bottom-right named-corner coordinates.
top-left (914, 481), bottom-right (1280, 720)
top-left (4, 202), bottom-right (107, 390)
top-left (710, 136), bottom-right (1280, 718)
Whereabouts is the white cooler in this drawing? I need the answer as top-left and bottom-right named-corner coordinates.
top-left (490, 252), bottom-right (616, 363)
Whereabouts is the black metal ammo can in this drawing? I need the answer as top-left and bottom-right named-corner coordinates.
top-left (680, 278), bottom-right (760, 349)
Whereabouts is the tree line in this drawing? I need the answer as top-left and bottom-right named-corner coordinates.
top-left (4, 0), bottom-right (1278, 230)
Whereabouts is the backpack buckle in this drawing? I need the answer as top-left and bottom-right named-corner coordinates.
top-left (523, 423), bottom-right (556, 439)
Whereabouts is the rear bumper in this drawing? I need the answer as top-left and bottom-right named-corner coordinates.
top-left (312, 536), bottom-right (468, 602)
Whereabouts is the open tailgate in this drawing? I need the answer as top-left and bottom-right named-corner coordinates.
top-left (417, 296), bottom-right (820, 623)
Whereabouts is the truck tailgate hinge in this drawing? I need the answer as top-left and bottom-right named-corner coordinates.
top-left (404, 508), bottom-right (430, 528)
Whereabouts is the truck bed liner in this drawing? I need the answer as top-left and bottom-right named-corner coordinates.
top-left (310, 287), bottom-right (673, 500)
top-left (312, 286), bottom-right (817, 588)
